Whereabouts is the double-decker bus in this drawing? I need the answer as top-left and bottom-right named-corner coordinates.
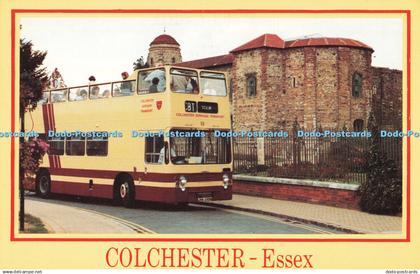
top-left (25, 66), bottom-right (232, 207)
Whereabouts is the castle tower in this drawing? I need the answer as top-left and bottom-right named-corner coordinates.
top-left (147, 34), bottom-right (182, 67)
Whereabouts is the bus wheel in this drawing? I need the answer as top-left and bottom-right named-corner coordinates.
top-left (118, 176), bottom-right (135, 208)
top-left (36, 170), bottom-right (51, 199)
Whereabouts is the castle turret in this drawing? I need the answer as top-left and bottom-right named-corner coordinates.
top-left (147, 34), bottom-right (182, 67)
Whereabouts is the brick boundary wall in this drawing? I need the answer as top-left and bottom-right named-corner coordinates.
top-left (232, 175), bottom-right (360, 209)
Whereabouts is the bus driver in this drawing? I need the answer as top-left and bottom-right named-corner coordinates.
top-left (158, 145), bottom-right (182, 164)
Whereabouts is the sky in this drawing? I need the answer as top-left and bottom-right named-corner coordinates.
top-left (20, 17), bottom-right (403, 86)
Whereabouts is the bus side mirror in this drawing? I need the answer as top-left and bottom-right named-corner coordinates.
top-left (164, 141), bottom-right (169, 164)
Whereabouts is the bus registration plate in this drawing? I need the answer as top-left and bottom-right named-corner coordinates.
top-left (197, 192), bottom-right (213, 202)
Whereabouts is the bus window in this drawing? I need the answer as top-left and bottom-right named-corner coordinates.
top-left (138, 69), bottom-right (166, 94)
top-left (170, 69), bottom-right (199, 94)
top-left (112, 80), bottom-right (135, 97)
top-left (69, 87), bottom-right (88, 101)
top-left (170, 130), bottom-right (231, 165)
top-left (200, 72), bottom-right (227, 96)
top-left (66, 136), bottom-right (85, 156)
top-left (145, 135), bottom-right (164, 164)
top-left (50, 89), bottom-right (68, 103)
top-left (37, 92), bottom-right (49, 106)
top-left (90, 83), bottom-right (111, 99)
top-left (86, 135), bottom-right (108, 156)
top-left (48, 136), bottom-right (65, 155)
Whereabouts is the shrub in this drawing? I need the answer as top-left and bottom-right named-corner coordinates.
top-left (359, 112), bottom-right (402, 214)
top-left (20, 138), bottom-right (49, 177)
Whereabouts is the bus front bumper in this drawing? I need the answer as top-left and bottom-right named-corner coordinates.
top-left (135, 185), bottom-right (232, 203)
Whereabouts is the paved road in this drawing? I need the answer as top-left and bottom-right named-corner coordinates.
top-left (27, 194), bottom-right (345, 234)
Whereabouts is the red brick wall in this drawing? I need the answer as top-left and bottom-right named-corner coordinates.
top-left (233, 180), bottom-right (360, 209)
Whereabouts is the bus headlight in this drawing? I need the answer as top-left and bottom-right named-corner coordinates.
top-left (178, 176), bottom-right (187, 192)
top-left (223, 174), bottom-right (231, 189)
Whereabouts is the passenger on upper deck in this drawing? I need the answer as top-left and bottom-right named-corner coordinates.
top-left (90, 86), bottom-right (100, 99)
top-left (88, 75), bottom-right (96, 85)
top-left (149, 77), bottom-right (160, 93)
top-left (171, 74), bottom-right (199, 94)
top-left (121, 71), bottom-right (133, 95)
top-left (75, 89), bottom-right (88, 101)
top-left (144, 69), bottom-right (166, 92)
top-left (186, 76), bottom-right (199, 93)
top-left (102, 90), bottom-right (110, 98)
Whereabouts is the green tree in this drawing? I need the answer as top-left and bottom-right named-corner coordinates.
top-left (19, 39), bottom-right (49, 231)
top-left (359, 112), bottom-right (402, 214)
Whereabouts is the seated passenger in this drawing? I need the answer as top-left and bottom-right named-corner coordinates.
top-left (102, 90), bottom-right (110, 98)
top-left (113, 87), bottom-right (121, 96)
top-left (145, 70), bottom-right (166, 92)
top-left (186, 77), bottom-right (199, 93)
top-left (121, 72), bottom-right (132, 95)
top-left (52, 92), bottom-right (66, 102)
top-left (171, 75), bottom-right (188, 92)
top-left (149, 77), bottom-right (159, 93)
top-left (172, 75), bottom-right (198, 94)
top-left (121, 81), bottom-right (133, 95)
top-left (90, 86), bottom-right (100, 99)
top-left (75, 89), bottom-right (88, 101)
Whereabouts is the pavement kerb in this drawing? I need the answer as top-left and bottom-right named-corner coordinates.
top-left (199, 202), bottom-right (362, 234)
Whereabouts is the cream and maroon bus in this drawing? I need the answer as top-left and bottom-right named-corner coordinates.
top-left (25, 66), bottom-right (232, 207)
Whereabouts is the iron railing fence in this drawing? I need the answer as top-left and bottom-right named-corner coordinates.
top-left (233, 136), bottom-right (402, 185)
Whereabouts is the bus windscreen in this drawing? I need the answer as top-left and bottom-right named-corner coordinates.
top-left (170, 130), bottom-right (231, 165)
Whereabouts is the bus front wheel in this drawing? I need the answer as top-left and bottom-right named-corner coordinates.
top-left (36, 170), bottom-right (51, 199)
top-left (117, 176), bottom-right (135, 208)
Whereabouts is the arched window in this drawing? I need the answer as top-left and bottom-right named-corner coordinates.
top-left (246, 74), bottom-right (257, 97)
top-left (352, 72), bottom-right (363, 97)
top-left (172, 57), bottom-right (176, 63)
top-left (150, 58), bottom-right (154, 66)
top-left (353, 119), bottom-right (364, 131)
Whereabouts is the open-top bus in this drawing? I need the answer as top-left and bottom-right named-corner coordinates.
top-left (25, 66), bottom-right (232, 207)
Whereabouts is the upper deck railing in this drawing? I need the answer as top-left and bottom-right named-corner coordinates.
top-left (39, 66), bottom-right (228, 106)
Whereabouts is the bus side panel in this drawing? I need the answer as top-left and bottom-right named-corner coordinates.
top-left (51, 181), bottom-right (91, 197)
top-left (89, 184), bottom-right (114, 199)
top-left (50, 181), bottom-right (113, 199)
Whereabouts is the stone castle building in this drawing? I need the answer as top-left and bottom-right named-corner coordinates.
top-left (147, 33), bottom-right (402, 131)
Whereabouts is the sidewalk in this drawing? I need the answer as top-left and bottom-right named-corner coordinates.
top-left (26, 195), bottom-right (402, 234)
top-left (26, 199), bottom-right (137, 233)
top-left (205, 194), bottom-right (402, 234)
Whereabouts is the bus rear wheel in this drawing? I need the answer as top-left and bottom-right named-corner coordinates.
top-left (36, 170), bottom-right (51, 199)
top-left (116, 176), bottom-right (135, 208)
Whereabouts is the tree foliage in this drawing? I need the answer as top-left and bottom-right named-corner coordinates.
top-left (359, 112), bottom-right (402, 214)
top-left (20, 39), bottom-right (48, 113)
top-left (133, 56), bottom-right (149, 70)
top-left (20, 39), bottom-right (49, 175)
